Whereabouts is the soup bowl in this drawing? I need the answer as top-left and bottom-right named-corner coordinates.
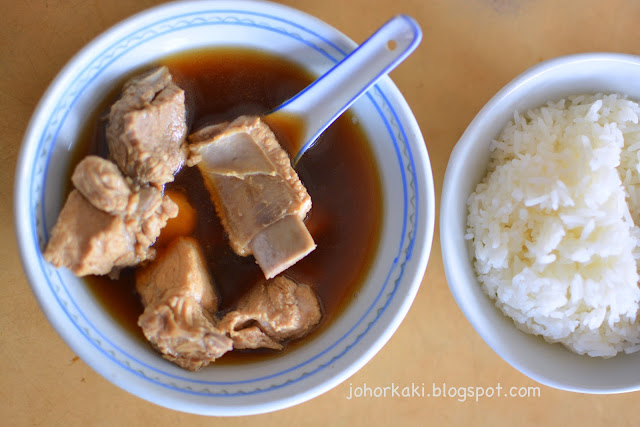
top-left (441, 53), bottom-right (640, 393)
top-left (14, 0), bottom-right (434, 415)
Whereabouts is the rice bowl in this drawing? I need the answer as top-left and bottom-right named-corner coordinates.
top-left (466, 93), bottom-right (640, 358)
top-left (441, 53), bottom-right (640, 393)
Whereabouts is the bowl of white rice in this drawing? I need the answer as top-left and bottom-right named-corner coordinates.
top-left (441, 53), bottom-right (640, 393)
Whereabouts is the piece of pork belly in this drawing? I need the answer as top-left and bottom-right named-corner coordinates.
top-left (136, 237), bottom-right (232, 370)
top-left (188, 115), bottom-right (316, 279)
top-left (107, 66), bottom-right (187, 186)
top-left (219, 276), bottom-right (322, 350)
top-left (44, 156), bottom-right (178, 276)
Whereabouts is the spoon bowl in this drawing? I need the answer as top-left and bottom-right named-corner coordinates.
top-left (266, 14), bottom-right (422, 164)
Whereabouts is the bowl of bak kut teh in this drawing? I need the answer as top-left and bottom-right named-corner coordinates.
top-left (14, 0), bottom-right (435, 415)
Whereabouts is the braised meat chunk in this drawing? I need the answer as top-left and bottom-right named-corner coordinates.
top-left (71, 154), bottom-right (131, 214)
top-left (44, 190), bottom-right (136, 276)
top-left (188, 116), bottom-right (316, 279)
top-left (123, 185), bottom-right (178, 261)
top-left (220, 276), bottom-right (322, 350)
top-left (136, 237), bottom-right (232, 370)
top-left (43, 156), bottom-right (178, 276)
top-left (107, 66), bottom-right (187, 186)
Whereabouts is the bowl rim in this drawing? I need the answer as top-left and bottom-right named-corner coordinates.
top-left (441, 52), bottom-right (640, 394)
top-left (14, 0), bottom-right (435, 415)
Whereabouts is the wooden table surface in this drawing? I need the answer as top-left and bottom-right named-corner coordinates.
top-left (3, 0), bottom-right (640, 425)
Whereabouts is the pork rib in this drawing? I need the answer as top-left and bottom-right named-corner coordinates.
top-left (188, 115), bottom-right (315, 279)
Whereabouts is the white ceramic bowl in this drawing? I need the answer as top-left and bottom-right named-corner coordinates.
top-left (14, 0), bottom-right (434, 416)
top-left (441, 53), bottom-right (640, 393)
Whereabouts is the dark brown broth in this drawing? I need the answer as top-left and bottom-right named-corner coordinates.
top-left (80, 48), bottom-right (383, 362)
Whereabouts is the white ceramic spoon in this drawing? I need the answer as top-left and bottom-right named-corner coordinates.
top-left (266, 14), bottom-right (422, 165)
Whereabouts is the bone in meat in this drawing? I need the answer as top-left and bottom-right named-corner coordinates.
top-left (188, 115), bottom-right (316, 279)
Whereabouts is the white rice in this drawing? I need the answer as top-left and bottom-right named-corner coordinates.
top-left (467, 93), bottom-right (640, 357)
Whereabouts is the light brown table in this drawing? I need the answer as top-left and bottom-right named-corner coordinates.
top-left (3, 0), bottom-right (640, 425)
